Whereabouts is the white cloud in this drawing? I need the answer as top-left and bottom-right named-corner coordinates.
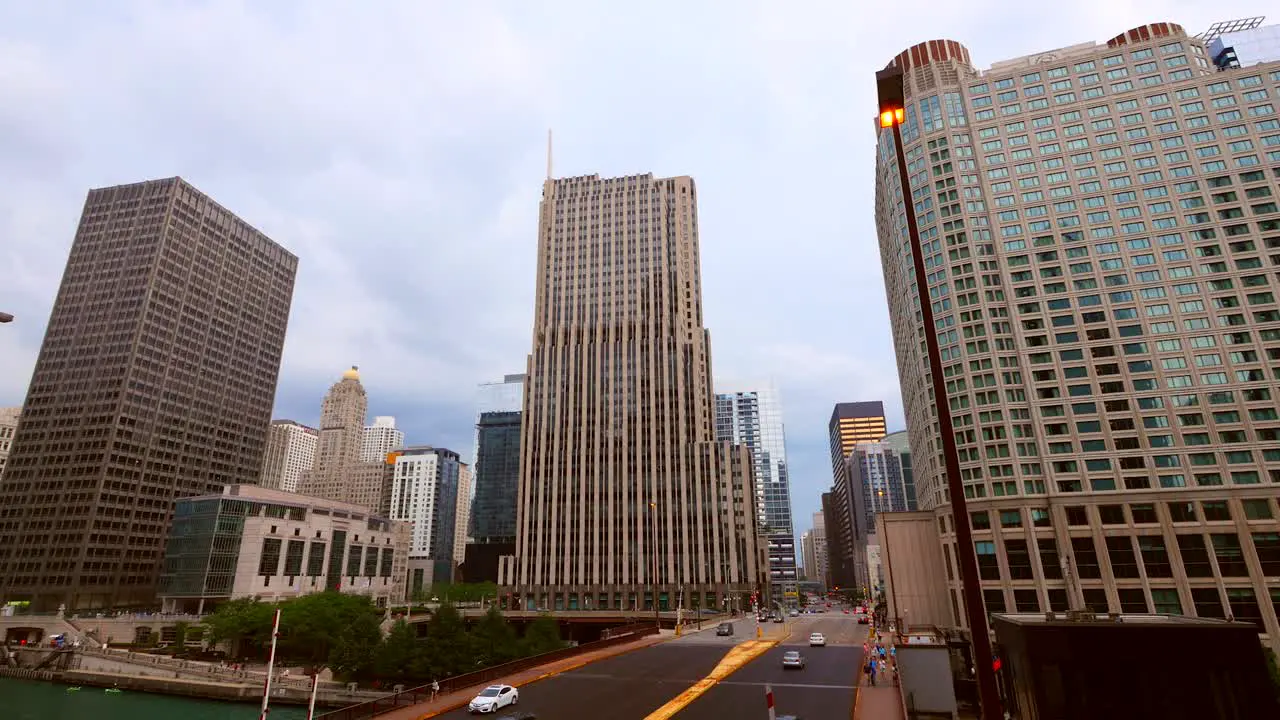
top-left (1, 0), bottom-right (1274, 537)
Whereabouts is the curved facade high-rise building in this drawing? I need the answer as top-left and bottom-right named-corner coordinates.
top-left (504, 172), bottom-right (763, 613)
top-left (875, 23), bottom-right (1280, 652)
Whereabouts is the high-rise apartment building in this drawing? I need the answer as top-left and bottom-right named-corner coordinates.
top-left (361, 416), bottom-right (405, 464)
top-left (259, 419), bottom-right (318, 493)
top-left (505, 172), bottom-right (763, 613)
top-left (875, 24), bottom-right (1280, 649)
top-left (715, 385), bottom-right (798, 606)
top-left (453, 463), bottom-right (472, 566)
top-left (297, 367), bottom-right (386, 514)
top-left (469, 374), bottom-right (525, 544)
top-left (843, 440), bottom-right (916, 589)
top-left (0, 177), bottom-right (296, 611)
top-left (388, 446), bottom-right (466, 592)
top-left (0, 408), bottom-right (19, 481)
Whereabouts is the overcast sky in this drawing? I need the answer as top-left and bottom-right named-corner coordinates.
top-left (1, 1), bottom-right (1270, 553)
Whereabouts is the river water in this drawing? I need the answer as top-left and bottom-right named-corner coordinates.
top-left (1, 676), bottom-right (310, 719)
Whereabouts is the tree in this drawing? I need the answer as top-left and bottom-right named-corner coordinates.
top-left (329, 612), bottom-right (384, 682)
top-left (203, 598), bottom-right (276, 658)
top-left (425, 602), bottom-right (474, 678)
top-left (374, 619), bottom-right (426, 685)
top-left (522, 614), bottom-right (565, 657)
top-left (172, 621), bottom-right (190, 649)
top-left (277, 592), bottom-right (379, 672)
top-left (471, 606), bottom-right (519, 667)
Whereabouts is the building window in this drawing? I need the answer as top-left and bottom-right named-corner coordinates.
top-left (976, 541), bottom-right (1001, 580)
top-left (1071, 537), bottom-right (1102, 578)
top-left (258, 538), bottom-right (282, 576)
top-left (1106, 536), bottom-right (1140, 578)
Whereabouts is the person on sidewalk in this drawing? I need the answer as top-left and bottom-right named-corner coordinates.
top-left (431, 679), bottom-right (440, 701)
top-left (866, 658), bottom-right (878, 686)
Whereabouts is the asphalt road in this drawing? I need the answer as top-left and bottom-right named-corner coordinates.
top-left (675, 614), bottom-right (866, 720)
top-left (432, 641), bottom-right (731, 719)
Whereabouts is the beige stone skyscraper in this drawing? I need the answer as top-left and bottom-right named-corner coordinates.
top-left (875, 23), bottom-right (1280, 648)
top-left (503, 172), bottom-right (763, 612)
top-left (297, 367), bottom-right (385, 513)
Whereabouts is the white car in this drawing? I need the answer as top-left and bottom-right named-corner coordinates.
top-left (468, 684), bottom-right (518, 714)
top-left (781, 650), bottom-right (806, 669)
top-left (809, 633), bottom-right (826, 647)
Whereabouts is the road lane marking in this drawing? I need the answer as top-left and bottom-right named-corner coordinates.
top-left (642, 639), bottom-right (777, 720)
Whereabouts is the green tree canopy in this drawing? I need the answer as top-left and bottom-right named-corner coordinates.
top-left (522, 614), bottom-right (565, 657)
top-left (374, 619), bottom-right (430, 685)
top-left (278, 592), bottom-right (380, 671)
top-left (203, 598), bottom-right (276, 656)
top-left (425, 602), bottom-right (474, 678)
top-left (328, 612), bottom-right (384, 682)
top-left (471, 606), bottom-right (520, 667)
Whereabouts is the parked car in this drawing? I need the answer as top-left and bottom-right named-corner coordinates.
top-left (809, 633), bottom-right (826, 647)
top-left (716, 622), bottom-right (734, 636)
top-left (468, 684), bottom-right (518, 714)
top-left (781, 650), bottom-right (806, 669)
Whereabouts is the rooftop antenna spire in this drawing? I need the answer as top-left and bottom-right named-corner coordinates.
top-left (546, 129), bottom-right (553, 180)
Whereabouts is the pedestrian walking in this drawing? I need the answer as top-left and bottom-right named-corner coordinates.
top-left (866, 658), bottom-right (878, 686)
top-left (431, 679), bottom-right (440, 701)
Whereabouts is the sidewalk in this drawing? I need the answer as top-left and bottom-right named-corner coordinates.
top-left (854, 625), bottom-right (904, 720)
top-left (379, 632), bottom-right (668, 720)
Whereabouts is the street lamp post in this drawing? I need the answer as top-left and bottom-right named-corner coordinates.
top-left (876, 65), bottom-right (1002, 720)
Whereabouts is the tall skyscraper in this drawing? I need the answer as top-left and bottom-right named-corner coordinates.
top-left (843, 440), bottom-right (915, 589)
top-left (388, 446), bottom-right (466, 591)
top-left (469, 374), bottom-right (525, 545)
top-left (505, 171), bottom-right (762, 613)
top-left (810, 511), bottom-right (829, 591)
top-left (259, 419), bottom-right (318, 493)
top-left (297, 367), bottom-right (385, 513)
top-left (0, 177), bottom-right (296, 611)
top-left (361, 416), bottom-right (405, 464)
top-left (715, 385), bottom-right (798, 606)
top-left (0, 407), bottom-right (19, 481)
top-left (875, 24), bottom-right (1280, 642)
top-left (827, 402), bottom-right (888, 484)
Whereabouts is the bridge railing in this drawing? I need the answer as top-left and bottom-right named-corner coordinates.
top-left (315, 622), bottom-right (660, 720)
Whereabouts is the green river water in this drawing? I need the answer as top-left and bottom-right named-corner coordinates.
top-left (0, 676), bottom-right (310, 720)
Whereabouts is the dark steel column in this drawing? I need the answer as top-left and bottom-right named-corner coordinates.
top-left (877, 66), bottom-right (1002, 720)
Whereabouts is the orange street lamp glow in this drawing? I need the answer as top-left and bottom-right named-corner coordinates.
top-left (879, 108), bottom-right (904, 127)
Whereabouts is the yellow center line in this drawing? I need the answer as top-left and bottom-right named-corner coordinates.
top-left (644, 638), bottom-right (778, 720)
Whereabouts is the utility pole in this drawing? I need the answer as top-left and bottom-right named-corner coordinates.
top-left (877, 65), bottom-right (1002, 720)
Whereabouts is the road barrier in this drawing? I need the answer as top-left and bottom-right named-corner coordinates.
top-left (315, 622), bottom-right (660, 720)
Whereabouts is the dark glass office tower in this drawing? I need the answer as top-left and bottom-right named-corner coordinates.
top-left (0, 177), bottom-right (296, 611)
top-left (469, 375), bottom-right (524, 544)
